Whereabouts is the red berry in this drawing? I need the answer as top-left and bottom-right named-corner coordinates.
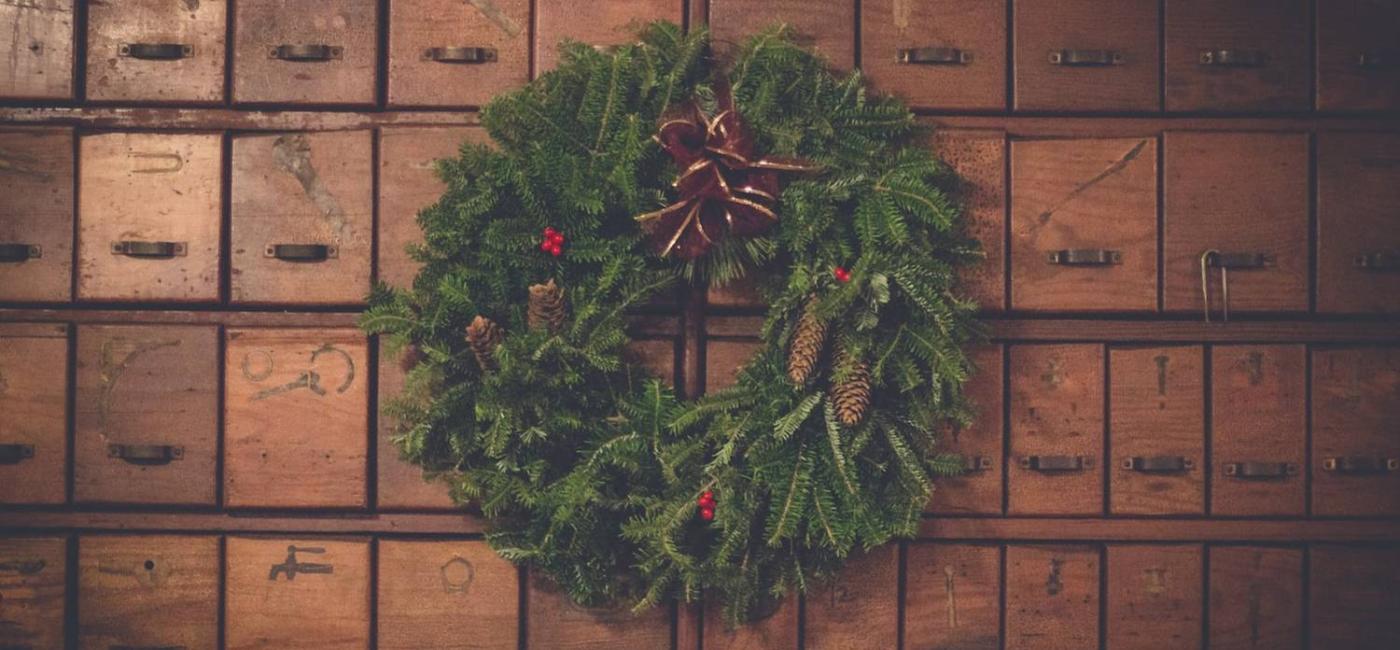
top-left (544, 226), bottom-right (558, 237)
top-left (550, 233), bottom-right (565, 245)
top-left (699, 507), bottom-right (715, 521)
top-left (549, 244), bottom-right (563, 257)
top-left (540, 240), bottom-right (553, 252)
top-left (698, 495), bottom-right (714, 507)
top-left (833, 267), bottom-right (851, 283)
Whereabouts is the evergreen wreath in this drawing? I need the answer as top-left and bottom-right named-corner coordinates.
top-left (362, 22), bottom-right (982, 625)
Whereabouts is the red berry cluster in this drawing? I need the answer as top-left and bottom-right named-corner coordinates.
top-left (832, 266), bottom-right (851, 283)
top-left (539, 227), bottom-right (565, 257)
top-left (697, 490), bottom-right (716, 521)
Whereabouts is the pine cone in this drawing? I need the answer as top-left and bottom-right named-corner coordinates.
top-left (787, 296), bottom-right (827, 385)
top-left (465, 316), bottom-right (504, 372)
top-left (528, 279), bottom-right (566, 333)
top-left (829, 346), bottom-right (871, 427)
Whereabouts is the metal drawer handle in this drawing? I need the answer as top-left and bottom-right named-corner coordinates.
top-left (1122, 456), bottom-right (1194, 473)
top-left (0, 243), bottom-right (41, 263)
top-left (1020, 455), bottom-right (1094, 472)
top-left (1322, 456), bottom-right (1399, 475)
top-left (269, 44), bottom-right (343, 61)
top-left (119, 43), bottom-right (193, 60)
top-left (1355, 251), bottom-right (1399, 271)
top-left (0, 443), bottom-right (35, 465)
top-left (1205, 251), bottom-right (1274, 269)
top-left (898, 47), bottom-right (971, 65)
top-left (108, 444), bottom-right (184, 466)
top-left (1047, 249), bottom-right (1121, 266)
top-left (963, 456), bottom-right (993, 472)
top-left (422, 46), bottom-right (497, 63)
top-left (0, 558), bottom-right (46, 574)
top-left (1356, 52), bottom-right (1394, 68)
top-left (1049, 49), bottom-right (1124, 66)
top-left (1223, 461), bottom-right (1298, 479)
top-left (111, 241), bottom-right (186, 258)
top-left (1199, 49), bottom-right (1268, 67)
top-left (265, 244), bottom-right (338, 262)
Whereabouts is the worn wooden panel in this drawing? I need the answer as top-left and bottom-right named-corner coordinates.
top-left (226, 536), bottom-right (371, 650)
top-left (534, 0), bottom-right (682, 73)
top-left (1316, 132), bottom-right (1400, 314)
top-left (1109, 346), bottom-right (1205, 515)
top-left (1013, 0), bottom-right (1159, 111)
top-left (78, 535), bottom-right (219, 650)
top-left (1008, 344), bottom-right (1104, 515)
top-left (1164, 0), bottom-right (1310, 112)
top-left (0, 536), bottom-right (66, 649)
top-left (1310, 545), bottom-right (1400, 649)
top-left (710, 0), bottom-right (855, 70)
top-left (805, 545), bottom-right (899, 650)
top-left (224, 329), bottom-right (369, 509)
top-left (1208, 545), bottom-right (1303, 650)
top-left (526, 576), bottom-right (672, 650)
top-left (904, 543), bottom-right (1000, 650)
top-left (377, 539), bottom-right (520, 649)
top-left (232, 0), bottom-right (377, 105)
top-left (377, 127), bottom-right (485, 289)
top-left (1316, 0), bottom-right (1400, 112)
top-left (931, 129), bottom-right (1006, 311)
top-left (0, 0), bottom-right (73, 100)
top-left (387, 0), bottom-right (529, 107)
top-left (1105, 544), bottom-right (1203, 650)
top-left (231, 130), bottom-right (373, 304)
top-left (705, 339), bottom-right (760, 393)
top-left (1162, 132), bottom-right (1310, 314)
top-left (1210, 345), bottom-right (1306, 516)
top-left (77, 132), bottom-right (222, 302)
top-left (0, 126), bottom-right (73, 302)
top-left (1005, 544), bottom-right (1100, 650)
top-left (1010, 137), bottom-right (1157, 312)
top-left (85, 0), bottom-right (227, 103)
top-left (929, 345), bottom-right (1002, 515)
top-left (860, 0), bottom-right (1006, 110)
top-left (0, 323), bottom-right (68, 505)
top-left (377, 346), bottom-right (457, 510)
top-left (1312, 347), bottom-right (1400, 517)
top-left (700, 594), bottom-right (798, 650)
top-left (74, 325), bottom-right (219, 506)
top-left (706, 275), bottom-right (765, 310)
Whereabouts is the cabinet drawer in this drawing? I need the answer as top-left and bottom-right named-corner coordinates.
top-left (1109, 346), bottom-right (1204, 516)
top-left (1005, 545), bottom-right (1100, 650)
top-left (1010, 138), bottom-right (1157, 312)
top-left (388, 0), bottom-right (529, 107)
top-left (710, 0), bottom-right (855, 70)
top-left (0, 324), bottom-right (68, 505)
top-left (534, 0), bottom-right (682, 73)
top-left (1208, 546), bottom-right (1303, 650)
top-left (78, 535), bottom-right (219, 650)
top-left (0, 127), bottom-right (74, 302)
top-left (377, 540), bottom-right (519, 649)
top-left (1106, 545), bottom-right (1203, 649)
top-left (931, 130), bottom-right (1005, 311)
top-left (377, 346), bottom-right (456, 510)
top-left (232, 0), bottom-right (377, 105)
top-left (700, 594), bottom-right (797, 650)
top-left (1312, 347), bottom-right (1400, 517)
top-left (226, 537), bottom-right (370, 650)
top-left (1164, 0), bottom-right (1309, 112)
top-left (378, 127), bottom-right (486, 289)
top-left (1316, 0), bottom-right (1400, 112)
top-left (1013, 0), bottom-right (1159, 111)
top-left (705, 339), bottom-right (760, 393)
top-left (904, 544), bottom-right (1000, 650)
top-left (224, 329), bottom-right (369, 509)
top-left (1317, 133), bottom-right (1400, 314)
top-left (929, 345), bottom-right (1002, 515)
top-left (527, 575), bottom-right (671, 650)
top-left (1210, 345), bottom-right (1306, 516)
top-left (74, 325), bottom-right (218, 506)
top-left (85, 0), bottom-right (226, 103)
top-left (77, 132), bottom-right (222, 302)
top-left (0, 0), bottom-right (73, 100)
top-left (231, 131), bottom-right (372, 304)
top-left (0, 536), bottom-right (66, 649)
top-left (1163, 132), bottom-right (1309, 315)
top-left (805, 546), bottom-right (898, 650)
top-left (1310, 545), bottom-right (1400, 649)
top-left (1008, 344), bottom-right (1104, 515)
top-left (861, 0), bottom-right (1006, 110)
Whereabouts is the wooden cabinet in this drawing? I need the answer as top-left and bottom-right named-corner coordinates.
top-left (1164, 0), bottom-right (1310, 111)
top-left (78, 535), bottom-right (219, 650)
top-left (710, 0), bottom-right (855, 70)
top-left (931, 130), bottom-right (1006, 311)
top-left (1208, 545), bottom-right (1303, 650)
top-left (700, 594), bottom-right (798, 650)
top-left (226, 536), bottom-right (371, 650)
top-left (805, 546), bottom-right (898, 650)
top-left (527, 575), bottom-right (672, 650)
top-left (904, 544), bottom-right (1000, 650)
top-left (1013, 0), bottom-right (1160, 111)
top-left (534, 0), bottom-right (682, 73)
top-left (377, 127), bottom-right (486, 289)
top-left (387, 0), bottom-right (529, 107)
top-left (0, 0), bottom-right (73, 100)
top-left (1310, 545), bottom-right (1400, 649)
top-left (232, 0), bottom-right (377, 105)
top-left (705, 339), bottom-right (761, 393)
top-left (1210, 345), bottom-right (1306, 516)
top-left (1005, 545), bottom-right (1100, 650)
top-left (0, 127), bottom-right (73, 303)
top-left (1109, 346), bottom-right (1204, 516)
top-left (0, 324), bottom-right (68, 505)
top-left (0, 536), bottom-right (67, 649)
top-left (1312, 347), bottom-right (1400, 517)
top-left (85, 0), bottom-right (227, 103)
top-left (1105, 545), bottom-right (1203, 649)
top-left (377, 540), bottom-right (520, 649)
top-left (1316, 132), bottom-right (1400, 314)
top-left (861, 0), bottom-right (1006, 110)
top-left (376, 346), bottom-right (456, 510)
top-left (1316, 0), bottom-right (1400, 112)
top-left (929, 345), bottom-right (1002, 515)
top-left (1008, 345), bottom-right (1104, 515)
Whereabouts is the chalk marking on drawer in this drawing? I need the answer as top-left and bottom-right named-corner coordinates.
top-left (943, 564), bottom-right (958, 628)
top-left (1046, 557), bottom-right (1063, 595)
top-left (130, 152), bottom-right (184, 174)
top-left (1034, 139), bottom-right (1149, 226)
top-left (892, 0), bottom-right (911, 30)
top-left (272, 134), bottom-right (347, 237)
top-left (98, 337), bottom-right (181, 431)
top-left (441, 556), bottom-right (475, 593)
top-left (0, 147), bottom-right (54, 181)
top-left (468, 0), bottom-right (522, 37)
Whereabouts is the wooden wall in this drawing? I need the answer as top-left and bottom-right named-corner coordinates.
top-left (2, 1), bottom-right (1399, 648)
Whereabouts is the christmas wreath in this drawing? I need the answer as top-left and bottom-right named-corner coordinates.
top-left (362, 22), bottom-right (981, 624)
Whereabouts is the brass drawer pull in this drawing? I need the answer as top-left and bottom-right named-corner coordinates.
top-left (1205, 251), bottom-right (1274, 269)
top-left (269, 44), bottom-right (343, 61)
top-left (1322, 456), bottom-right (1399, 475)
top-left (0, 558), bottom-right (46, 574)
top-left (119, 43), bottom-right (192, 60)
top-left (963, 456), bottom-right (993, 472)
top-left (1122, 456), bottom-right (1194, 473)
top-left (898, 47), bottom-right (971, 65)
top-left (1020, 455), bottom-right (1094, 472)
top-left (108, 444), bottom-right (184, 466)
top-left (111, 241), bottom-right (186, 258)
top-left (1199, 49), bottom-right (1268, 67)
top-left (1356, 52), bottom-right (1394, 68)
top-left (423, 46), bottom-right (497, 63)
top-left (265, 244), bottom-right (338, 262)
top-left (1049, 49), bottom-right (1123, 66)
top-left (1355, 251), bottom-right (1399, 271)
top-left (0, 243), bottom-right (41, 263)
top-left (1047, 249), bottom-right (1121, 266)
top-left (0, 443), bottom-right (35, 465)
top-left (1223, 461), bottom-right (1298, 479)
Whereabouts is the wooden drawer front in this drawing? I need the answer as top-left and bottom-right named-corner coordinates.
top-left (233, 0), bottom-right (376, 105)
top-left (77, 132), bottom-right (222, 302)
top-left (0, 537), bottom-right (66, 649)
top-left (709, 0), bottom-right (855, 70)
top-left (1008, 344), bottom-right (1104, 515)
top-left (1310, 545), bottom-right (1400, 649)
top-left (904, 544), bottom-right (1000, 650)
top-left (707, 275), bottom-right (765, 309)
top-left (1109, 346), bottom-right (1204, 516)
top-left (85, 0), bottom-right (226, 102)
top-left (1312, 347), bottom-right (1400, 517)
top-left (534, 0), bottom-right (682, 73)
top-left (929, 345), bottom-right (1002, 515)
top-left (1010, 138), bottom-right (1157, 312)
top-left (0, 324), bottom-right (68, 505)
top-left (805, 546), bottom-right (898, 649)
top-left (377, 346), bottom-right (456, 510)
top-left (1163, 132), bottom-right (1309, 314)
top-left (0, 0), bottom-right (73, 100)
top-left (231, 131), bottom-right (373, 304)
top-left (378, 540), bottom-right (519, 649)
top-left (378, 127), bottom-right (486, 289)
top-left (1316, 0), bottom-right (1400, 112)
top-left (1317, 133), bottom-right (1400, 314)
top-left (224, 329), bottom-right (369, 509)
top-left (931, 130), bottom-right (1006, 311)
top-left (1106, 545), bottom-right (1203, 649)
top-left (1164, 0), bottom-right (1309, 111)
top-left (705, 339), bottom-right (760, 393)
top-left (527, 576), bottom-right (672, 650)
top-left (226, 537), bottom-right (370, 650)
top-left (1013, 0), bottom-right (1159, 111)
top-left (78, 535), bottom-right (219, 649)
top-left (0, 127), bottom-right (74, 302)
top-left (74, 325), bottom-right (218, 506)
top-left (388, 0), bottom-right (529, 107)
top-left (1005, 545), bottom-right (1100, 650)
top-left (701, 594), bottom-right (798, 650)
top-left (1210, 345), bottom-right (1306, 516)
top-left (1208, 546), bottom-right (1303, 650)
top-left (860, 0), bottom-right (1006, 110)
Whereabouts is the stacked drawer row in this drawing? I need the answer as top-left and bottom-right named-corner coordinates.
top-left (5, 1), bottom-right (1399, 112)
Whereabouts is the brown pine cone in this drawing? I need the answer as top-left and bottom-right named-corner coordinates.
top-left (787, 296), bottom-right (827, 385)
top-left (528, 279), bottom-right (567, 333)
top-left (828, 345), bottom-right (871, 427)
top-left (465, 315), bottom-right (504, 372)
